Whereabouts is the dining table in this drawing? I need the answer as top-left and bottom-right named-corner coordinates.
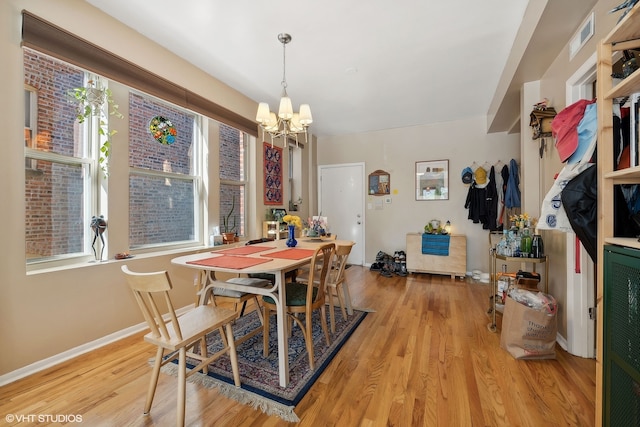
top-left (171, 237), bottom-right (355, 387)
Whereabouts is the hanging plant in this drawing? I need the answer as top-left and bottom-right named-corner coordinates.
top-left (68, 79), bottom-right (123, 176)
top-left (149, 116), bottom-right (177, 145)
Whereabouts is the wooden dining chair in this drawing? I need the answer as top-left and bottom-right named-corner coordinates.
top-left (192, 246), bottom-right (270, 325)
top-left (122, 265), bottom-right (240, 427)
top-left (198, 272), bottom-right (271, 346)
top-left (325, 243), bottom-right (353, 333)
top-left (261, 242), bottom-right (335, 370)
top-left (295, 234), bottom-right (337, 277)
top-left (296, 243), bottom-right (353, 333)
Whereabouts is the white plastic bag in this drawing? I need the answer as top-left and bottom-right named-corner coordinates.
top-left (538, 163), bottom-right (594, 232)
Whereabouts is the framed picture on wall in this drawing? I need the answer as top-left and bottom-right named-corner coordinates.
top-left (415, 160), bottom-right (449, 200)
top-left (368, 169), bottom-right (390, 195)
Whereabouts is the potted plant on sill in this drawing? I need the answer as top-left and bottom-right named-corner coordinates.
top-left (68, 79), bottom-right (123, 177)
top-left (222, 196), bottom-right (237, 244)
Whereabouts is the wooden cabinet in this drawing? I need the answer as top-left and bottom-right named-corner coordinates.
top-left (596, 5), bottom-right (640, 426)
top-left (262, 221), bottom-right (287, 240)
top-left (405, 233), bottom-right (466, 279)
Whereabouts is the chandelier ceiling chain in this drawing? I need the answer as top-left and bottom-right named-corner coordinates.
top-left (280, 33), bottom-right (288, 94)
top-left (256, 33), bottom-right (312, 147)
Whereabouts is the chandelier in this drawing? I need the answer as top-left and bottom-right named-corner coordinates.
top-left (256, 33), bottom-right (312, 146)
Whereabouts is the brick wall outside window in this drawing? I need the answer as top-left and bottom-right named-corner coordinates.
top-left (219, 124), bottom-right (244, 236)
top-left (128, 93), bottom-right (196, 246)
top-left (24, 49), bottom-right (86, 259)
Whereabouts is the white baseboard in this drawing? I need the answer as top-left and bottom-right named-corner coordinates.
top-left (556, 333), bottom-right (568, 352)
top-left (0, 305), bottom-right (192, 387)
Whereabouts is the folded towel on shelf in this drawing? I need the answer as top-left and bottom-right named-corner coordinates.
top-left (421, 234), bottom-right (450, 256)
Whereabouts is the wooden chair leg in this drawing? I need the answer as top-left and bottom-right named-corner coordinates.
top-left (320, 306), bottom-right (331, 346)
top-left (144, 346), bottom-right (164, 415)
top-left (177, 348), bottom-right (187, 427)
top-left (305, 318), bottom-right (315, 371)
top-left (335, 284), bottom-right (348, 318)
top-left (218, 326), bottom-right (229, 347)
top-left (225, 322), bottom-right (241, 387)
top-left (327, 289), bottom-right (337, 334)
top-left (263, 306), bottom-right (270, 357)
top-left (199, 336), bottom-right (208, 374)
top-left (253, 296), bottom-right (264, 324)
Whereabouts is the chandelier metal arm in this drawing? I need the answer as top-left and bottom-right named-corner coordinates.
top-left (256, 33), bottom-right (312, 147)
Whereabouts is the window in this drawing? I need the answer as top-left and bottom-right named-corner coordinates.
top-left (219, 124), bottom-right (247, 237)
top-left (128, 93), bottom-right (200, 248)
top-left (23, 17), bottom-right (257, 266)
top-left (24, 48), bottom-right (95, 263)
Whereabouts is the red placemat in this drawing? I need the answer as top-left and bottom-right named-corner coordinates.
top-left (262, 248), bottom-right (315, 260)
top-left (214, 245), bottom-right (275, 256)
top-left (187, 255), bottom-right (273, 269)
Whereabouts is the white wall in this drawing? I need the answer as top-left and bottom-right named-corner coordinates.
top-left (317, 116), bottom-right (521, 272)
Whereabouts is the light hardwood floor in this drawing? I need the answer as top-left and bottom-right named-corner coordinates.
top-left (0, 266), bottom-right (595, 426)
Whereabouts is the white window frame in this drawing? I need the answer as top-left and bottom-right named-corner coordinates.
top-left (25, 71), bottom-right (99, 270)
top-left (219, 129), bottom-right (248, 237)
top-left (127, 91), bottom-right (203, 251)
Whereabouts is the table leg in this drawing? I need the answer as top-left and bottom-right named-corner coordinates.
top-left (275, 270), bottom-right (290, 387)
top-left (198, 271), bottom-right (218, 306)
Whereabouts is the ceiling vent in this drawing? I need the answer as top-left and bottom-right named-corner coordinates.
top-left (570, 12), bottom-right (595, 60)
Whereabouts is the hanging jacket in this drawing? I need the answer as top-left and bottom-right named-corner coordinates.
top-left (561, 165), bottom-right (597, 262)
top-left (505, 159), bottom-right (521, 208)
top-left (485, 166), bottom-right (498, 230)
top-left (498, 164), bottom-right (509, 228)
top-left (464, 183), bottom-right (489, 226)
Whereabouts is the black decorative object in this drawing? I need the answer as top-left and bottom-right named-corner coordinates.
top-left (91, 215), bottom-right (107, 261)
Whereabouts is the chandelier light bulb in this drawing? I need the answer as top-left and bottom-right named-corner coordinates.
top-left (265, 112), bottom-right (279, 132)
top-left (290, 113), bottom-right (303, 132)
top-left (278, 96), bottom-right (293, 120)
top-left (299, 104), bottom-right (313, 125)
top-left (256, 102), bottom-right (271, 124)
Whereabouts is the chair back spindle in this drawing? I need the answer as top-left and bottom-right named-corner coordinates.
top-left (123, 267), bottom-right (184, 344)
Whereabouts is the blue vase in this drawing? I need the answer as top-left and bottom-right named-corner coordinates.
top-left (286, 224), bottom-right (297, 247)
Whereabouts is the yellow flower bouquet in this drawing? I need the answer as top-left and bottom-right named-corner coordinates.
top-left (282, 214), bottom-right (302, 229)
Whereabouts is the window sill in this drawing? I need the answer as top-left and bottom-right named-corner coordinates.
top-left (26, 244), bottom-right (214, 275)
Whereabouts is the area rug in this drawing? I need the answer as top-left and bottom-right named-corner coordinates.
top-left (160, 306), bottom-right (368, 421)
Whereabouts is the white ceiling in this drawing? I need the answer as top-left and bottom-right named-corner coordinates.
top-left (83, 0), bottom-right (589, 138)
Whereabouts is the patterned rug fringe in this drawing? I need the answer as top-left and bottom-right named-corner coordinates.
top-left (158, 362), bottom-right (300, 422)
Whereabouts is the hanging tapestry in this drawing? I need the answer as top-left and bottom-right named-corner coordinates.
top-left (263, 142), bottom-right (283, 205)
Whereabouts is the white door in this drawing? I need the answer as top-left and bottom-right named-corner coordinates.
top-left (564, 53), bottom-right (597, 358)
top-left (565, 233), bottom-right (596, 358)
top-left (318, 163), bottom-right (365, 265)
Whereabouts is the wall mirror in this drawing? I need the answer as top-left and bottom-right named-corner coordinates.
top-left (416, 160), bottom-right (449, 200)
top-left (368, 170), bottom-right (390, 195)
